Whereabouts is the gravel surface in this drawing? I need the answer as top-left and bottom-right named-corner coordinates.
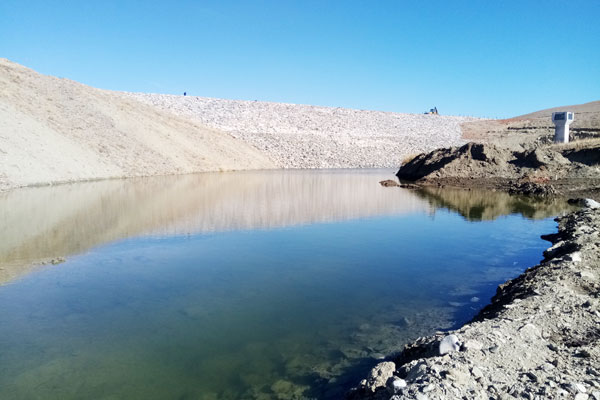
top-left (125, 93), bottom-right (479, 169)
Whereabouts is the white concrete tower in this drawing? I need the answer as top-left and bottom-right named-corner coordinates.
top-left (552, 111), bottom-right (574, 143)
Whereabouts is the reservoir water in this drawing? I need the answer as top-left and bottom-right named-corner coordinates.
top-left (0, 170), bottom-right (574, 399)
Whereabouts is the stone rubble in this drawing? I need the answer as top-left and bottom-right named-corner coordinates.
top-left (124, 93), bottom-right (479, 169)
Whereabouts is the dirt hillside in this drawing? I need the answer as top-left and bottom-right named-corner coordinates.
top-left (0, 59), bottom-right (275, 191)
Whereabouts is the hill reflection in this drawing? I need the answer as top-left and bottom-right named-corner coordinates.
top-left (0, 171), bottom-right (576, 285)
top-left (0, 170), bottom-right (426, 284)
top-left (415, 186), bottom-right (576, 221)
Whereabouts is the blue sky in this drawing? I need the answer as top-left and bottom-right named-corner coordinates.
top-left (1, 0), bottom-right (598, 118)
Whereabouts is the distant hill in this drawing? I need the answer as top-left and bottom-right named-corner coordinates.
top-left (0, 59), bottom-right (274, 191)
top-left (514, 100), bottom-right (600, 122)
top-left (462, 101), bottom-right (600, 144)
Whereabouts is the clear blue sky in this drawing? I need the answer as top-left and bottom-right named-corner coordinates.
top-left (1, 0), bottom-right (599, 118)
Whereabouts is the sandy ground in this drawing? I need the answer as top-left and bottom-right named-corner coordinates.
top-left (401, 141), bottom-right (600, 200)
top-left (0, 59), bottom-right (275, 191)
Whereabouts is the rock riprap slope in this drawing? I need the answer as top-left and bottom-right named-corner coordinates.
top-left (0, 59), bottom-right (274, 191)
top-left (127, 93), bottom-right (478, 169)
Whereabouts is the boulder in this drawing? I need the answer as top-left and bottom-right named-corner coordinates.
top-left (365, 361), bottom-right (396, 392)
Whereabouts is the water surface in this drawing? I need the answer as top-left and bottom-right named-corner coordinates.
top-left (0, 170), bottom-right (574, 399)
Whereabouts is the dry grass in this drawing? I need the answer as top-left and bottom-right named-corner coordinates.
top-left (551, 138), bottom-right (600, 151)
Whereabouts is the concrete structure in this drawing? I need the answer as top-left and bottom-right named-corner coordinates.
top-left (552, 111), bottom-right (574, 143)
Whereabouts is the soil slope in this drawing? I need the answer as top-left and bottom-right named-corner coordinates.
top-left (0, 59), bottom-right (275, 191)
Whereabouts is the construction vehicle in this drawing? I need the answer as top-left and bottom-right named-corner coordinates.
top-left (424, 107), bottom-right (438, 115)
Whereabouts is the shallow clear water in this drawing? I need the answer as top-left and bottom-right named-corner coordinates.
top-left (0, 170), bottom-right (574, 399)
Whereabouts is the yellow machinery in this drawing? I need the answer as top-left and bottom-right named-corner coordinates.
top-left (424, 107), bottom-right (438, 115)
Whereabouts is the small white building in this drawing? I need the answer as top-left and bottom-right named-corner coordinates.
top-left (552, 111), bottom-right (574, 143)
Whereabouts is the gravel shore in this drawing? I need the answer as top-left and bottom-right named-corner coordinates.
top-left (125, 93), bottom-right (478, 169)
top-left (349, 203), bottom-right (600, 400)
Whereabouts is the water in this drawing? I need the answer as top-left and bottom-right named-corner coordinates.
top-left (0, 170), bottom-right (575, 399)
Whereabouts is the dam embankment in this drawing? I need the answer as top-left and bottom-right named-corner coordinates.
top-left (1, 58), bottom-right (478, 191)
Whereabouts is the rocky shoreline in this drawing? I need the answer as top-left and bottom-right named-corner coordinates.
top-left (348, 202), bottom-right (600, 399)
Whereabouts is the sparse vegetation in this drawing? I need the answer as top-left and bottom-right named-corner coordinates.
top-left (551, 137), bottom-right (600, 151)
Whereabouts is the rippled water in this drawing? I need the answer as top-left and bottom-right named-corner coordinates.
top-left (0, 170), bottom-right (575, 399)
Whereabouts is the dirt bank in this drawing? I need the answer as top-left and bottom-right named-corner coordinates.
top-left (396, 140), bottom-right (600, 200)
top-left (0, 59), bottom-right (275, 191)
top-left (349, 203), bottom-right (600, 399)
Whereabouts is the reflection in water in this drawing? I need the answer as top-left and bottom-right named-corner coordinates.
top-left (0, 170), bottom-right (427, 284)
top-left (0, 172), bottom-right (577, 285)
top-left (414, 186), bottom-right (576, 221)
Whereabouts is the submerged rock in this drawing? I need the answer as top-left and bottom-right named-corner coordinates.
top-left (379, 179), bottom-right (400, 187)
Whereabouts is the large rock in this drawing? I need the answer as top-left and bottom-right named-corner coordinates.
top-left (365, 361), bottom-right (396, 392)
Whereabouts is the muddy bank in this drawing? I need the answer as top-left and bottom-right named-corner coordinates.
top-left (396, 140), bottom-right (600, 200)
top-left (349, 203), bottom-right (600, 399)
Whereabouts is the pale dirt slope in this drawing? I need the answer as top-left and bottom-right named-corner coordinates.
top-left (0, 59), bottom-right (275, 191)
